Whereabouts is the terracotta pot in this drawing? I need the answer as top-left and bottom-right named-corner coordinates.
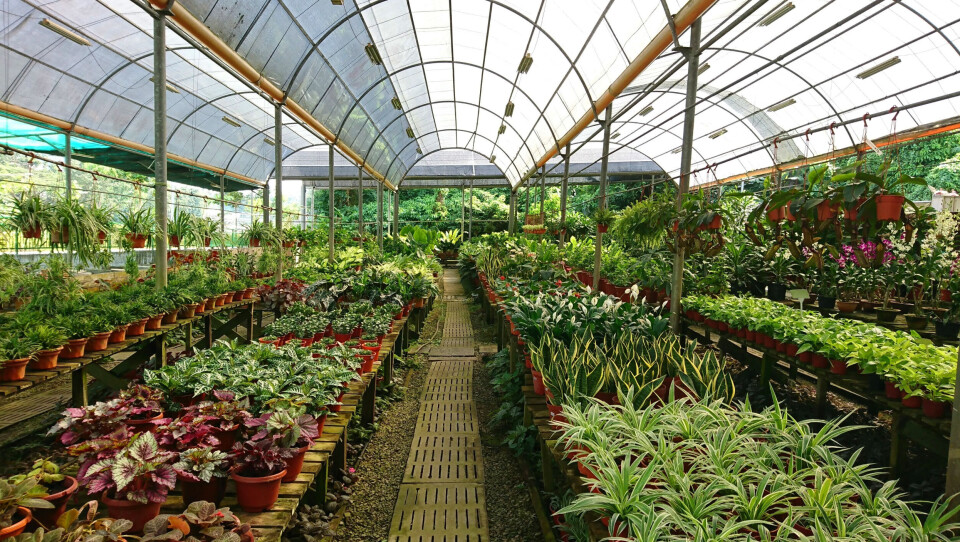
top-left (597, 224), bottom-right (608, 233)
top-left (1, 358), bottom-right (29, 382)
top-left (922, 399), bottom-right (949, 419)
top-left (816, 201), bottom-right (839, 221)
top-left (61, 338), bottom-right (88, 359)
top-left (179, 303), bottom-right (198, 319)
top-left (232, 291), bottom-right (243, 302)
top-left (161, 312), bottom-right (178, 325)
top-left (21, 226), bottom-right (42, 239)
top-left (31, 347), bottom-right (63, 370)
top-left (282, 444), bottom-right (311, 482)
top-left (146, 315), bottom-right (164, 331)
top-left (232, 469), bottom-right (286, 513)
top-left (87, 332), bottom-right (112, 352)
top-left (194, 301), bottom-right (205, 314)
top-left (109, 325), bottom-right (129, 344)
top-left (836, 301), bottom-right (859, 313)
top-left (203, 237), bottom-right (211, 247)
top-left (215, 294), bottom-right (227, 307)
top-left (0, 507), bottom-right (31, 540)
top-left (125, 233), bottom-right (148, 249)
top-left (32, 476), bottom-right (78, 528)
top-left (101, 493), bottom-right (163, 533)
top-left (97, 230), bottom-right (108, 244)
top-left (180, 475), bottom-right (226, 506)
top-left (249, 238), bottom-right (261, 248)
top-left (766, 206), bottom-right (785, 222)
top-left (531, 370), bottom-right (545, 395)
top-left (875, 194), bottom-right (905, 221)
top-left (128, 318), bottom-right (149, 336)
top-left (169, 235), bottom-right (180, 247)
top-left (243, 288), bottom-right (255, 300)
top-left (885, 381), bottom-right (905, 400)
top-left (205, 298), bottom-right (216, 310)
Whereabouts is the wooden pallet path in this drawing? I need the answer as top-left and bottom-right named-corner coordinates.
top-left (388, 270), bottom-right (488, 542)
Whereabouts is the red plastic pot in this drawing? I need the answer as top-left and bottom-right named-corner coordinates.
top-left (232, 469), bottom-right (286, 513)
top-left (128, 318), bottom-right (149, 336)
top-left (282, 444), bottom-right (311, 482)
top-left (31, 347), bottom-right (63, 370)
top-left (597, 224), bottom-right (608, 233)
top-left (875, 194), bottom-right (905, 221)
top-left (87, 331), bottom-right (112, 352)
top-left (829, 359), bottom-right (847, 375)
top-left (32, 476), bottom-right (77, 527)
top-left (0, 358), bottom-right (30, 382)
top-left (61, 338), bottom-right (88, 359)
top-left (249, 238), bottom-right (261, 248)
top-left (180, 475), bottom-right (226, 506)
top-left (798, 351), bottom-right (811, 364)
top-left (109, 325), bottom-right (129, 344)
top-left (531, 370), bottom-right (545, 395)
top-left (101, 493), bottom-right (162, 534)
top-left (0, 507), bottom-right (31, 540)
top-left (785, 343), bottom-right (799, 357)
top-left (125, 233), bottom-right (149, 249)
top-left (901, 394), bottom-right (922, 409)
top-left (885, 381), bottom-right (905, 400)
top-left (21, 226), bottom-right (42, 239)
top-left (334, 333), bottom-right (351, 343)
top-left (169, 235), bottom-right (180, 247)
top-left (811, 354), bottom-right (829, 369)
top-left (127, 411), bottom-right (163, 434)
top-left (922, 399), bottom-right (949, 419)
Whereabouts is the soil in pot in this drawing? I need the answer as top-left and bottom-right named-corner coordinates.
top-left (61, 338), bottom-right (88, 359)
top-left (876, 308), bottom-right (900, 323)
top-left (31, 347), bottom-right (63, 370)
top-left (231, 468), bottom-right (286, 513)
top-left (101, 493), bottom-right (163, 533)
top-left (904, 314), bottom-right (928, 331)
top-left (0, 507), bottom-right (31, 540)
top-left (180, 475), bottom-right (226, 506)
top-left (31, 476), bottom-right (78, 528)
top-left (1, 358), bottom-right (30, 382)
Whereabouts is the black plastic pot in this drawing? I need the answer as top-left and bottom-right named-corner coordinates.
top-left (935, 320), bottom-right (960, 340)
top-left (767, 283), bottom-right (787, 302)
top-left (876, 308), bottom-right (900, 323)
top-left (748, 282), bottom-right (766, 298)
top-left (818, 295), bottom-right (837, 310)
top-left (904, 314), bottom-right (928, 331)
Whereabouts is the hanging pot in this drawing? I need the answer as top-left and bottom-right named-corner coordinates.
top-left (766, 206), bottom-right (785, 222)
top-left (249, 238), bottom-right (261, 248)
top-left (596, 224), bottom-right (608, 233)
top-left (97, 230), bottom-right (108, 244)
top-left (816, 201), bottom-right (839, 221)
top-left (875, 194), bottom-right (905, 221)
top-left (169, 235), bottom-right (180, 247)
top-left (21, 226), bottom-right (42, 239)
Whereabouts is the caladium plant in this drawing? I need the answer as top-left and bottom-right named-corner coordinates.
top-left (82, 431), bottom-right (177, 504)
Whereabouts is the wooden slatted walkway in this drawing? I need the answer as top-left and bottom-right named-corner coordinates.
top-left (389, 270), bottom-right (488, 542)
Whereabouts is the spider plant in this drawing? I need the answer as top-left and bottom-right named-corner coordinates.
top-left (6, 191), bottom-right (50, 238)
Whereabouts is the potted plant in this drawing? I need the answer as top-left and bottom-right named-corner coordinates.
top-left (90, 203), bottom-right (114, 244)
top-left (0, 335), bottom-right (38, 382)
top-left (10, 460), bottom-right (77, 527)
top-left (0, 477), bottom-right (52, 540)
top-left (173, 448), bottom-right (230, 506)
top-left (23, 325), bottom-right (66, 370)
top-left (118, 384), bottom-right (165, 433)
top-left (119, 208), bottom-right (154, 249)
top-left (167, 208), bottom-right (195, 248)
top-left (229, 439), bottom-right (291, 513)
top-left (246, 404), bottom-right (319, 483)
top-left (5, 192), bottom-right (49, 240)
top-left (592, 209), bottom-right (616, 234)
top-left (141, 501), bottom-right (253, 542)
top-left (241, 220), bottom-right (268, 248)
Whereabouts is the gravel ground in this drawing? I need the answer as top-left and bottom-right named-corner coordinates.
top-left (474, 347), bottom-right (543, 542)
top-left (331, 304), bottom-right (442, 542)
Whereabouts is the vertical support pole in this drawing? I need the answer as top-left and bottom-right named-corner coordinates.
top-left (468, 180), bottom-right (474, 239)
top-left (460, 181), bottom-right (465, 234)
top-left (301, 182), bottom-right (307, 229)
top-left (357, 167), bottom-right (364, 241)
top-left (153, 13), bottom-right (169, 289)
top-left (669, 18), bottom-right (702, 333)
top-left (393, 189), bottom-right (400, 235)
top-left (263, 182), bottom-right (270, 226)
top-left (219, 175), bottom-right (225, 234)
top-left (539, 166), bottom-right (545, 217)
top-left (64, 132), bottom-right (73, 266)
top-left (377, 182), bottom-right (384, 250)
top-left (508, 190), bottom-right (517, 234)
top-left (328, 145), bottom-right (335, 263)
top-left (559, 143), bottom-right (570, 248)
top-left (592, 104), bottom-right (612, 291)
top-left (274, 103), bottom-right (283, 281)
top-left (523, 185), bottom-right (530, 226)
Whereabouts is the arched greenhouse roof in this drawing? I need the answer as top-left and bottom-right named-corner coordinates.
top-left (2, 0), bottom-right (960, 191)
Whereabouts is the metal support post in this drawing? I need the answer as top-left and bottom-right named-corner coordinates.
top-left (559, 143), bottom-right (570, 248)
top-left (219, 175), bottom-right (225, 234)
top-left (468, 180), bottom-right (474, 239)
top-left (393, 189), bottom-right (400, 236)
top-left (274, 103), bottom-right (283, 281)
top-left (328, 145), bottom-right (335, 263)
top-left (523, 185), bottom-right (530, 225)
top-left (357, 167), bottom-right (364, 240)
top-left (64, 132), bottom-right (73, 266)
top-left (377, 182), bottom-right (384, 250)
top-left (301, 182), bottom-right (307, 229)
top-left (262, 182), bottom-right (269, 226)
top-left (592, 104), bottom-right (612, 291)
top-left (539, 166), bottom-right (545, 217)
top-left (153, 13), bottom-right (169, 289)
top-left (669, 18), bottom-right (702, 333)
top-left (508, 190), bottom-right (517, 234)
top-left (460, 181), bottom-right (465, 233)
top-left (946, 347), bottom-right (960, 504)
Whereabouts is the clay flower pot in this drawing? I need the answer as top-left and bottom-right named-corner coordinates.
top-left (87, 332), bottom-right (112, 352)
top-left (179, 303), bottom-right (198, 319)
top-left (61, 338), bottom-right (88, 360)
top-left (875, 194), bottom-right (905, 221)
top-left (101, 493), bottom-right (162, 534)
top-left (128, 318), bottom-right (149, 336)
top-left (31, 347), bottom-right (63, 370)
top-left (161, 312), bottom-right (178, 325)
top-left (146, 315), bottom-right (164, 331)
top-left (0, 358), bottom-right (29, 382)
top-left (836, 301), bottom-right (859, 313)
top-left (231, 469), bottom-right (286, 513)
top-left (0, 507), bottom-right (31, 540)
top-left (205, 298), bottom-right (216, 310)
top-left (109, 324), bottom-right (129, 344)
top-left (32, 476), bottom-right (78, 527)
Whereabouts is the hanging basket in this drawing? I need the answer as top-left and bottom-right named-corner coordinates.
top-left (875, 194), bottom-right (905, 221)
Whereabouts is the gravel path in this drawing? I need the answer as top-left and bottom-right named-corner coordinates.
top-left (474, 354), bottom-right (543, 542)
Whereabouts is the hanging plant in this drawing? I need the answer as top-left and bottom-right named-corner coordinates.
top-left (5, 191), bottom-right (49, 239)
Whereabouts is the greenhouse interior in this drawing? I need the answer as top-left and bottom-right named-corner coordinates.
top-left (3, 0), bottom-right (960, 540)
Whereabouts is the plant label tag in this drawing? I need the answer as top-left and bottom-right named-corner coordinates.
top-left (789, 289), bottom-right (809, 310)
